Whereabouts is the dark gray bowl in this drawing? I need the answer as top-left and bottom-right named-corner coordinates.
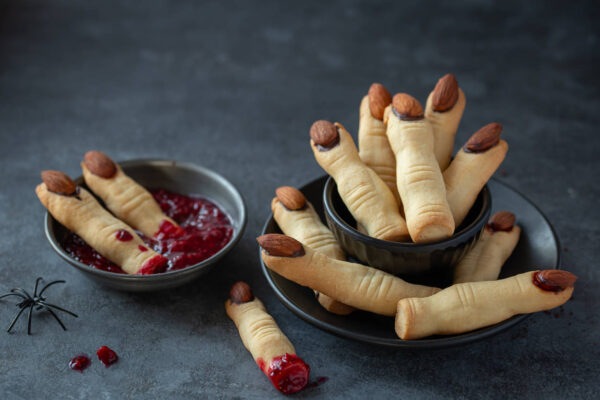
top-left (324, 177), bottom-right (491, 286)
top-left (44, 159), bottom-right (246, 292)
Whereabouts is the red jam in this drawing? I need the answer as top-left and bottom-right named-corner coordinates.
top-left (138, 245), bottom-right (148, 252)
top-left (61, 189), bottom-right (234, 274)
top-left (257, 353), bottom-right (310, 394)
top-left (69, 354), bottom-right (91, 372)
top-left (96, 346), bottom-right (118, 367)
top-left (308, 376), bottom-right (329, 388)
top-left (115, 229), bottom-right (133, 241)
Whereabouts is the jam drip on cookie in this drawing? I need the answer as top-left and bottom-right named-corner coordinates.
top-left (257, 353), bottom-right (310, 394)
top-left (61, 188), bottom-right (234, 274)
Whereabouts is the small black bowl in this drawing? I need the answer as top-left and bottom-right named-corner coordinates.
top-left (323, 177), bottom-right (491, 286)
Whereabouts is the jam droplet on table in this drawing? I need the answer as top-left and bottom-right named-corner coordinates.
top-left (258, 353), bottom-right (310, 394)
top-left (60, 189), bottom-right (234, 274)
top-left (96, 346), bottom-right (118, 367)
top-left (115, 229), bottom-right (133, 241)
top-left (308, 376), bottom-right (329, 388)
top-left (69, 354), bottom-right (91, 372)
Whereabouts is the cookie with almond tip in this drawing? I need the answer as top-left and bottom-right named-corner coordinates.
top-left (358, 83), bottom-right (401, 204)
top-left (258, 234), bottom-right (440, 316)
top-left (424, 73), bottom-right (466, 171)
top-left (310, 120), bottom-right (409, 242)
top-left (81, 151), bottom-right (182, 238)
top-left (384, 94), bottom-right (455, 243)
top-left (444, 123), bottom-right (508, 226)
top-left (225, 282), bottom-right (310, 395)
top-left (453, 211), bottom-right (521, 283)
top-left (35, 171), bottom-right (167, 274)
top-left (395, 270), bottom-right (577, 340)
top-left (271, 186), bottom-right (354, 315)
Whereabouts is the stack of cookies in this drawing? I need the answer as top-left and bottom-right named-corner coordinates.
top-left (259, 74), bottom-right (577, 340)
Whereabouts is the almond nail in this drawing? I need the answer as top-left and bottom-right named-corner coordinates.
top-left (84, 150), bottom-right (117, 178)
top-left (431, 73), bottom-right (459, 112)
top-left (368, 83), bottom-right (392, 120)
top-left (488, 211), bottom-right (515, 232)
top-left (230, 281), bottom-right (254, 304)
top-left (464, 123), bottom-right (502, 153)
top-left (310, 120), bottom-right (339, 149)
top-left (534, 270), bottom-right (578, 292)
top-left (276, 186), bottom-right (306, 211)
top-left (257, 234), bottom-right (305, 258)
top-left (392, 93), bottom-right (424, 121)
top-left (41, 170), bottom-right (77, 195)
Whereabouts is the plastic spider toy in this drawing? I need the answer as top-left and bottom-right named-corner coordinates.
top-left (0, 277), bottom-right (78, 334)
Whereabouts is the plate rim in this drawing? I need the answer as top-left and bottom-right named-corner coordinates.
top-left (259, 175), bottom-right (562, 349)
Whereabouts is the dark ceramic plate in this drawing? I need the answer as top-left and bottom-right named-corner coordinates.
top-left (260, 176), bottom-right (561, 349)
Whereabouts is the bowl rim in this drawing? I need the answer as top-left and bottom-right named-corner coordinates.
top-left (44, 158), bottom-right (247, 281)
top-left (323, 176), bottom-right (491, 250)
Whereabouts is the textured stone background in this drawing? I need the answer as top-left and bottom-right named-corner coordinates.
top-left (0, 0), bottom-right (598, 399)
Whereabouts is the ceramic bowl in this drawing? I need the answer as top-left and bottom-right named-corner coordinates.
top-left (323, 177), bottom-right (491, 286)
top-left (44, 159), bottom-right (246, 292)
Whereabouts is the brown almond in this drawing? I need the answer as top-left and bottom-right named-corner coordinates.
top-left (230, 281), bottom-right (254, 304)
top-left (84, 150), bottom-right (117, 178)
top-left (256, 234), bottom-right (305, 258)
top-left (392, 93), bottom-right (424, 120)
top-left (310, 120), bottom-right (339, 148)
top-left (488, 211), bottom-right (515, 232)
top-left (431, 73), bottom-right (459, 112)
top-left (535, 270), bottom-right (578, 291)
top-left (276, 186), bottom-right (306, 210)
top-left (465, 123), bottom-right (502, 153)
top-left (41, 170), bottom-right (77, 195)
top-left (368, 83), bottom-right (392, 120)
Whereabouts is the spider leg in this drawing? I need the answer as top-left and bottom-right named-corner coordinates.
top-left (0, 293), bottom-right (27, 300)
top-left (11, 288), bottom-right (33, 299)
top-left (27, 303), bottom-right (34, 335)
top-left (34, 277), bottom-right (44, 297)
top-left (38, 301), bottom-right (78, 318)
top-left (7, 306), bottom-right (27, 333)
top-left (43, 307), bottom-right (67, 331)
top-left (38, 280), bottom-right (66, 297)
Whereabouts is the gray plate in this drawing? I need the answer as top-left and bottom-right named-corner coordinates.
top-left (260, 176), bottom-right (561, 349)
top-left (44, 159), bottom-right (247, 292)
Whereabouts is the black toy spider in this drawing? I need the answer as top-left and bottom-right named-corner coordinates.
top-left (0, 277), bottom-right (78, 334)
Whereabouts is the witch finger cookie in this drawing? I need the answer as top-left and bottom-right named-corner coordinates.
top-left (453, 211), bottom-right (521, 283)
top-left (36, 170), bottom-right (167, 274)
top-left (310, 120), bottom-right (409, 242)
top-left (424, 73), bottom-right (466, 171)
top-left (225, 281), bottom-right (310, 394)
top-left (385, 94), bottom-right (455, 243)
top-left (358, 83), bottom-right (400, 203)
top-left (271, 186), bottom-right (354, 315)
top-left (396, 270), bottom-right (576, 339)
top-left (444, 123), bottom-right (508, 226)
top-left (82, 151), bottom-right (183, 239)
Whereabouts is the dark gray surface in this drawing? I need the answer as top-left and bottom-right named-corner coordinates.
top-left (0, 1), bottom-right (598, 399)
